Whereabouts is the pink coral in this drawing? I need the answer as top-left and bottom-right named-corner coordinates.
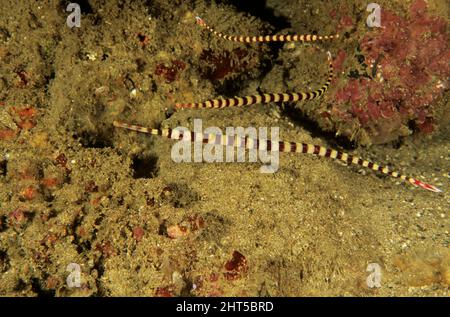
top-left (331, 0), bottom-right (449, 144)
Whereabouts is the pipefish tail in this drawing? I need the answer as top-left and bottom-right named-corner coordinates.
top-left (113, 120), bottom-right (442, 193)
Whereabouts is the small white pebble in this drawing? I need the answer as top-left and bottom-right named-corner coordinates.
top-left (286, 43), bottom-right (296, 50)
top-left (87, 52), bottom-right (97, 61)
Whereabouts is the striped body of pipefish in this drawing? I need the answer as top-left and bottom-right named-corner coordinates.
top-left (176, 17), bottom-right (335, 110)
top-left (113, 17), bottom-right (442, 193)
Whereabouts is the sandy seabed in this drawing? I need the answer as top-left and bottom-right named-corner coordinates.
top-left (0, 0), bottom-right (448, 296)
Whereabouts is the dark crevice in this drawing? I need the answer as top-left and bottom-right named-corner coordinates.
top-left (210, 1), bottom-right (292, 98)
top-left (158, 219), bottom-right (167, 236)
top-left (390, 138), bottom-right (405, 149)
top-left (165, 107), bottom-right (176, 120)
top-left (135, 58), bottom-right (147, 73)
top-left (94, 214), bottom-right (105, 227)
top-left (0, 250), bottom-right (10, 273)
top-left (180, 278), bottom-right (194, 296)
top-left (91, 218), bottom-right (107, 296)
top-left (77, 131), bottom-right (113, 149)
top-left (132, 155), bottom-right (159, 179)
top-left (214, 76), bottom-right (250, 98)
top-left (227, 0), bottom-right (291, 68)
top-left (0, 27), bottom-right (11, 42)
top-left (69, 210), bottom-right (92, 254)
top-left (60, 0), bottom-right (93, 15)
top-left (0, 159), bottom-right (6, 176)
top-left (0, 215), bottom-right (7, 232)
top-left (42, 194), bottom-right (55, 203)
top-left (76, 239), bottom-right (92, 254)
top-left (44, 68), bottom-right (56, 85)
top-left (13, 279), bottom-right (27, 292)
top-left (31, 278), bottom-right (56, 297)
top-left (226, 0), bottom-right (290, 30)
top-left (93, 258), bottom-right (106, 296)
top-left (78, 0), bottom-right (94, 14)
